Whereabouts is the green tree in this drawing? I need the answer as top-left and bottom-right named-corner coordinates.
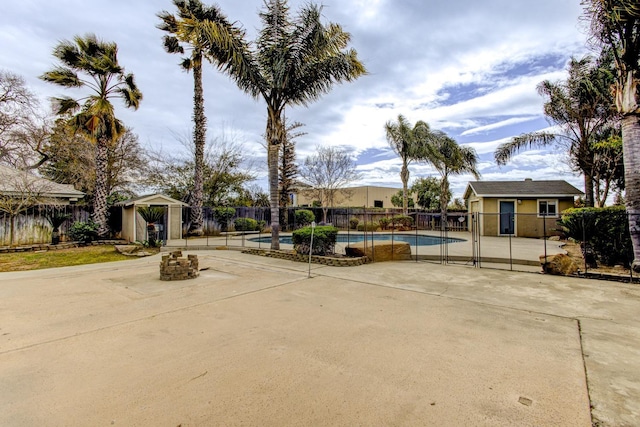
top-left (41, 122), bottom-right (145, 201)
top-left (158, 0), bottom-right (246, 235)
top-left (447, 198), bottom-right (467, 212)
top-left (212, 0), bottom-right (366, 249)
top-left (582, 0), bottom-right (640, 270)
top-left (494, 55), bottom-right (617, 207)
top-left (420, 131), bottom-right (480, 229)
top-left (384, 115), bottom-right (430, 215)
top-left (279, 118), bottom-right (304, 229)
top-left (391, 190), bottom-right (415, 209)
top-left (411, 176), bottom-right (449, 211)
top-left (279, 118), bottom-right (304, 209)
top-left (591, 128), bottom-right (625, 205)
top-left (41, 34), bottom-right (142, 237)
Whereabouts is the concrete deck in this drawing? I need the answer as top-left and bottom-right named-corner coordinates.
top-left (166, 231), bottom-right (567, 269)
top-left (1, 250), bottom-right (638, 426)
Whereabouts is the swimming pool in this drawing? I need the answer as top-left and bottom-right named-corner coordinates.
top-left (249, 233), bottom-right (465, 246)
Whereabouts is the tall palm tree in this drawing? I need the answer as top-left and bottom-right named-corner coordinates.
top-left (41, 34), bottom-right (142, 237)
top-left (421, 131), bottom-right (480, 229)
top-left (583, 0), bottom-right (640, 271)
top-left (494, 55), bottom-right (617, 207)
top-left (211, 0), bottom-right (366, 249)
top-left (158, 0), bottom-right (246, 236)
top-left (385, 115), bottom-right (430, 215)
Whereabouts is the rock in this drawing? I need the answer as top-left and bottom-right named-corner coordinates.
top-left (540, 253), bottom-right (578, 276)
top-left (114, 245), bottom-right (140, 255)
top-left (346, 240), bottom-right (412, 262)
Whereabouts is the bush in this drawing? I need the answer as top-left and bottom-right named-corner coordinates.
top-left (349, 216), bottom-right (360, 230)
top-left (234, 217), bottom-right (259, 231)
top-left (558, 206), bottom-right (632, 266)
top-left (378, 217), bottom-right (391, 230)
top-left (294, 209), bottom-right (315, 227)
top-left (391, 215), bottom-right (414, 228)
top-left (357, 221), bottom-right (379, 231)
top-left (68, 221), bottom-right (99, 243)
top-left (213, 207), bottom-right (235, 231)
top-left (292, 225), bottom-right (338, 255)
top-left (137, 206), bottom-right (164, 224)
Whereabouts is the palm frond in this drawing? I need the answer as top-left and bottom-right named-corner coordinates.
top-left (494, 132), bottom-right (557, 165)
top-left (40, 67), bottom-right (83, 87)
top-left (162, 35), bottom-right (184, 54)
top-left (51, 96), bottom-right (81, 115)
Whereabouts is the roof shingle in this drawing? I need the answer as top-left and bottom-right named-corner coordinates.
top-left (466, 179), bottom-right (583, 198)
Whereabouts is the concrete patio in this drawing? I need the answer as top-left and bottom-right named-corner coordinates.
top-left (1, 249), bottom-right (638, 426)
top-left (166, 231), bottom-right (567, 271)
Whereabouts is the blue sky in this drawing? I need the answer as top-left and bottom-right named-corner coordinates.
top-left (0, 0), bottom-right (590, 199)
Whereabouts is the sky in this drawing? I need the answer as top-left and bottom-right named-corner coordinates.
top-left (0, 0), bottom-right (592, 200)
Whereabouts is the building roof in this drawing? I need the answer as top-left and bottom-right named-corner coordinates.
top-left (0, 165), bottom-right (84, 199)
top-left (116, 193), bottom-right (188, 207)
top-left (464, 179), bottom-right (584, 199)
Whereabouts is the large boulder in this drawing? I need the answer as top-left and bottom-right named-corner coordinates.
top-left (540, 253), bottom-right (579, 276)
top-left (345, 240), bottom-right (412, 262)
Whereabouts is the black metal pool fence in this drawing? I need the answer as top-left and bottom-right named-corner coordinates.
top-left (2, 205), bottom-right (632, 277)
top-left (167, 206), bottom-right (635, 277)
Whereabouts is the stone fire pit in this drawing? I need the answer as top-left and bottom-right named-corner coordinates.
top-left (160, 251), bottom-right (199, 281)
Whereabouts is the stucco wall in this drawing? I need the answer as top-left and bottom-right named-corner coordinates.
top-left (296, 186), bottom-right (416, 208)
top-left (473, 197), bottom-right (574, 237)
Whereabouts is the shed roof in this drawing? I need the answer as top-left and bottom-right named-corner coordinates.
top-left (116, 193), bottom-right (188, 207)
top-left (464, 179), bottom-right (584, 199)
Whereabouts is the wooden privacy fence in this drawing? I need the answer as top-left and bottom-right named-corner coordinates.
top-left (0, 205), bottom-right (93, 246)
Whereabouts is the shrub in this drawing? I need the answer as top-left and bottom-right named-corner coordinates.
top-left (294, 209), bottom-right (315, 227)
top-left (68, 220), bottom-right (99, 243)
top-left (137, 206), bottom-right (164, 224)
top-left (391, 215), bottom-right (414, 228)
top-left (349, 216), bottom-right (360, 230)
top-left (558, 206), bottom-right (632, 266)
top-left (292, 225), bottom-right (338, 255)
top-left (44, 211), bottom-right (71, 245)
top-left (213, 207), bottom-right (235, 231)
top-left (234, 217), bottom-right (259, 231)
top-left (378, 217), bottom-right (391, 230)
top-left (357, 221), bottom-right (379, 231)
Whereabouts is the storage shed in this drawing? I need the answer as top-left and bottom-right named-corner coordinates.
top-left (463, 179), bottom-right (583, 237)
top-left (116, 194), bottom-right (187, 243)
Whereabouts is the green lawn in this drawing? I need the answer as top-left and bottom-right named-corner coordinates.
top-left (0, 246), bottom-right (137, 272)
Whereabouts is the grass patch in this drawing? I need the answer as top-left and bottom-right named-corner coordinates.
top-left (0, 246), bottom-right (138, 272)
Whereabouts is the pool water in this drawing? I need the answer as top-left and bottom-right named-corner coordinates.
top-left (249, 233), bottom-right (465, 246)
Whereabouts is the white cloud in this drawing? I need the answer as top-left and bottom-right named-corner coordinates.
top-left (461, 117), bottom-right (538, 136)
top-left (0, 0), bottom-right (591, 196)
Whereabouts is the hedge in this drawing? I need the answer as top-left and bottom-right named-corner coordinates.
top-left (292, 225), bottom-right (338, 255)
top-left (557, 206), bottom-right (632, 267)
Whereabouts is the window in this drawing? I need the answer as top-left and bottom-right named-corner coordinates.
top-left (538, 200), bottom-right (558, 217)
top-left (374, 200), bottom-right (383, 208)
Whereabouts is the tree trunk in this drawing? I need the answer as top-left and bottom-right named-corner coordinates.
top-left (268, 143), bottom-right (280, 249)
top-left (621, 114), bottom-right (640, 272)
top-left (267, 106), bottom-right (283, 250)
top-left (440, 176), bottom-right (449, 232)
top-left (190, 56), bottom-right (205, 236)
top-left (93, 138), bottom-right (110, 238)
top-left (583, 173), bottom-right (594, 208)
top-left (400, 160), bottom-right (409, 215)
